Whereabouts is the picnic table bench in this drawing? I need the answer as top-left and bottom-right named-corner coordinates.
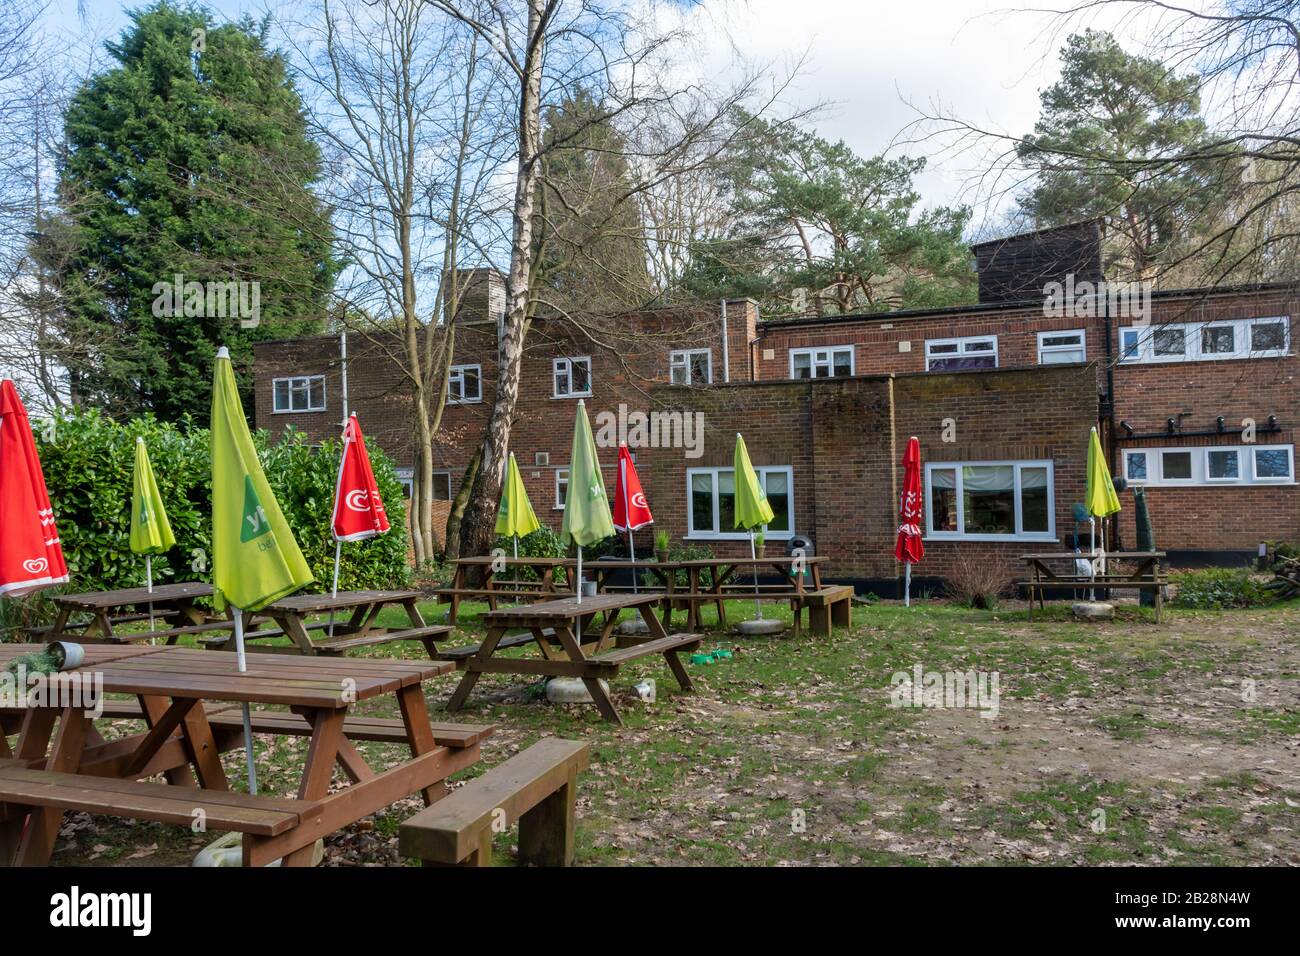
top-left (444, 593), bottom-right (701, 724)
top-left (434, 557), bottom-right (576, 624)
top-left (0, 644), bottom-right (489, 866)
top-left (1019, 551), bottom-right (1168, 622)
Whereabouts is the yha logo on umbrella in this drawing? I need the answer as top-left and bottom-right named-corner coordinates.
top-left (22, 557), bottom-right (48, 574)
top-left (240, 476), bottom-right (272, 544)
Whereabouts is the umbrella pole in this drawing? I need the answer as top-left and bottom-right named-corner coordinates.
top-left (145, 554), bottom-right (156, 638)
top-left (513, 535), bottom-right (519, 606)
top-left (233, 607), bottom-right (258, 796)
top-left (751, 530), bottom-right (762, 621)
top-left (576, 546), bottom-right (583, 605)
top-left (328, 539), bottom-right (341, 639)
top-left (629, 530), bottom-right (637, 594)
top-left (1089, 517), bottom-right (1097, 601)
top-left (904, 563), bottom-right (911, 608)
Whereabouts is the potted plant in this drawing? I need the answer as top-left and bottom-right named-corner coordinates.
top-left (654, 529), bottom-right (670, 563)
top-left (754, 531), bottom-right (766, 559)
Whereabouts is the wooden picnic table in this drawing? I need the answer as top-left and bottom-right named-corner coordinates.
top-left (1020, 551), bottom-right (1167, 621)
top-left (0, 644), bottom-right (485, 866)
top-left (658, 555), bottom-right (826, 630)
top-left (445, 592), bottom-right (701, 724)
top-left (39, 582), bottom-right (219, 644)
top-left (436, 556), bottom-right (576, 623)
top-left (219, 589), bottom-right (450, 658)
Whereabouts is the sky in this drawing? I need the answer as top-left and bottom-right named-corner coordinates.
top-left (40, 0), bottom-right (1141, 227)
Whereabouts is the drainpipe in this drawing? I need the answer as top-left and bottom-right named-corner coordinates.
top-left (1102, 291), bottom-right (1119, 550)
top-left (720, 299), bottom-right (731, 383)
top-left (340, 329), bottom-right (349, 423)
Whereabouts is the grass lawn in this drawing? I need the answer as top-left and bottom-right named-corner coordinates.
top-left (46, 596), bottom-right (1300, 867)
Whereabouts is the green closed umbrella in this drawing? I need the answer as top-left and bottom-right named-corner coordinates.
top-left (211, 346), bottom-right (314, 793)
top-left (560, 400), bottom-right (614, 604)
top-left (1085, 426), bottom-right (1121, 598)
top-left (130, 437), bottom-right (175, 632)
top-left (734, 433), bottom-right (774, 620)
top-left (497, 452), bottom-right (542, 557)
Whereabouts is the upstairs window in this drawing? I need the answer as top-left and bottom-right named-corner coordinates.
top-left (1037, 330), bottom-right (1086, 364)
top-left (447, 364), bottom-right (482, 404)
top-left (553, 356), bottom-right (592, 398)
top-left (925, 336), bottom-right (998, 372)
top-left (272, 376), bottom-right (325, 413)
top-left (790, 346), bottom-right (854, 379)
top-left (670, 349), bottom-right (712, 385)
top-left (1120, 317), bottom-right (1290, 363)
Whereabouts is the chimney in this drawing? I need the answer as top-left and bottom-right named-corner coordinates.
top-left (970, 219), bottom-right (1104, 305)
top-left (445, 268), bottom-right (507, 323)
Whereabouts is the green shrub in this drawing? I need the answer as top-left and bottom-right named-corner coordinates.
top-left (6, 409), bottom-right (409, 629)
top-left (1171, 567), bottom-right (1269, 609)
top-left (492, 526), bottom-right (566, 581)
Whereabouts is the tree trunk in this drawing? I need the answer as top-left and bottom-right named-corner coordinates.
top-left (458, 0), bottom-right (547, 558)
top-left (444, 445), bottom-right (481, 562)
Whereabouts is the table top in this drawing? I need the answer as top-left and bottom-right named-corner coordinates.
top-left (454, 556), bottom-right (575, 567)
top-left (0, 643), bottom-right (162, 667)
top-left (482, 592), bottom-right (661, 623)
top-left (52, 582), bottom-right (214, 609)
top-left (2, 644), bottom-right (450, 709)
top-left (1021, 551), bottom-right (1166, 561)
top-left (260, 590), bottom-right (422, 614)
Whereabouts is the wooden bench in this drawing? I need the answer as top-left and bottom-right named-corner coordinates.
top-left (436, 631), bottom-right (545, 663)
top-left (1017, 577), bottom-right (1167, 621)
top-left (312, 624), bottom-right (453, 656)
top-left (796, 585), bottom-right (854, 637)
top-left (399, 738), bottom-right (589, 866)
top-left (0, 765), bottom-right (323, 865)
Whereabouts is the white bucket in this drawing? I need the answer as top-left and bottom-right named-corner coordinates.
top-left (49, 641), bottom-right (86, 671)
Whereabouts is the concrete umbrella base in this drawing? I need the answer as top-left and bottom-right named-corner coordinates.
top-left (735, 619), bottom-right (785, 636)
top-left (1072, 601), bottom-right (1115, 621)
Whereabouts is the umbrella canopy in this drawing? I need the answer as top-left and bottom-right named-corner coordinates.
top-left (732, 433), bottom-right (774, 530)
top-left (0, 380), bottom-right (68, 597)
top-left (496, 451), bottom-right (541, 539)
top-left (894, 436), bottom-right (925, 565)
top-left (210, 347), bottom-right (313, 614)
top-left (613, 443), bottom-right (653, 532)
top-left (560, 400), bottom-right (614, 548)
top-left (332, 413), bottom-right (391, 542)
top-left (1085, 426), bottom-right (1121, 519)
top-left (130, 437), bottom-right (175, 555)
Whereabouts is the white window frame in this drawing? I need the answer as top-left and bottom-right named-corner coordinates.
top-left (552, 356), bottom-right (592, 398)
top-left (1121, 444), bottom-right (1294, 486)
top-left (923, 460), bottom-right (1056, 542)
top-left (924, 335), bottom-right (999, 372)
top-left (1119, 317), bottom-right (1291, 364)
top-left (669, 348), bottom-right (712, 385)
top-left (447, 364), bottom-right (482, 404)
top-left (394, 467), bottom-right (415, 498)
top-left (554, 468), bottom-right (569, 509)
top-left (685, 465), bottom-right (795, 540)
top-left (789, 346), bottom-right (855, 379)
top-left (271, 375), bottom-right (326, 413)
top-left (1036, 329), bottom-right (1086, 364)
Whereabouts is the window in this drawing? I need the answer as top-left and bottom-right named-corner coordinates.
top-left (924, 461), bottom-right (1054, 540)
top-left (272, 376), bottom-right (325, 413)
top-left (554, 468), bottom-right (569, 509)
top-left (447, 364), bottom-right (482, 404)
top-left (431, 471), bottom-right (452, 500)
top-left (1037, 330), bottom-right (1086, 364)
top-left (552, 357), bottom-right (592, 398)
top-left (394, 468), bottom-right (415, 498)
top-left (789, 346), bottom-right (854, 379)
top-left (1206, 449), bottom-right (1240, 481)
top-left (1125, 451), bottom-right (1148, 483)
top-left (686, 466), bottom-right (794, 539)
top-left (1254, 446), bottom-right (1293, 481)
top-left (1120, 317), bottom-right (1291, 363)
top-left (670, 349), bottom-right (712, 385)
top-left (925, 336), bottom-right (998, 372)
top-left (1120, 444), bottom-right (1294, 485)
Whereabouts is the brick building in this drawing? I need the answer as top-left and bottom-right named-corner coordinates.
top-left (253, 222), bottom-right (1299, 590)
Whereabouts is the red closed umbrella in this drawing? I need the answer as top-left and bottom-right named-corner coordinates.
top-left (327, 413), bottom-right (390, 635)
top-left (612, 443), bottom-right (653, 593)
top-left (894, 436), bottom-right (924, 606)
top-left (0, 380), bottom-right (69, 597)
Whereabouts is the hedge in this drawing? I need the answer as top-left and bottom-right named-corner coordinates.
top-left (5, 409), bottom-right (409, 627)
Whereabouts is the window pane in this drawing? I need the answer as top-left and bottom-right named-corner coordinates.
top-left (1040, 348), bottom-right (1085, 364)
top-left (929, 468), bottom-right (958, 532)
top-left (763, 471), bottom-right (790, 532)
top-left (1041, 334), bottom-right (1081, 348)
top-left (964, 340), bottom-right (994, 352)
top-left (1162, 451), bottom-right (1192, 480)
top-left (1202, 326), bottom-right (1235, 354)
top-left (1153, 328), bottom-right (1185, 356)
top-left (554, 365), bottom-right (568, 394)
top-left (432, 473), bottom-right (452, 499)
top-left (691, 473), bottom-right (714, 531)
top-left (1255, 448), bottom-right (1290, 479)
top-left (1019, 466), bottom-right (1049, 532)
top-left (832, 350), bottom-right (852, 376)
top-left (690, 352), bottom-right (710, 383)
top-left (928, 343), bottom-right (958, 354)
top-left (962, 465), bottom-right (1015, 534)
top-left (311, 378), bottom-right (324, 409)
top-left (717, 470), bottom-right (736, 531)
top-left (1125, 453), bottom-right (1147, 481)
top-left (1251, 321), bottom-right (1286, 352)
top-left (1207, 450), bottom-right (1239, 479)
top-left (792, 353), bottom-right (812, 378)
top-left (463, 367), bottom-right (479, 400)
top-left (571, 359), bottom-right (590, 393)
top-left (274, 381), bottom-right (289, 410)
top-left (556, 470), bottom-right (569, 507)
top-left (1121, 329), bottom-right (1141, 359)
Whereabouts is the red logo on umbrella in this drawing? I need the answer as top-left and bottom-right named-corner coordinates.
top-left (332, 414), bottom-right (390, 541)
